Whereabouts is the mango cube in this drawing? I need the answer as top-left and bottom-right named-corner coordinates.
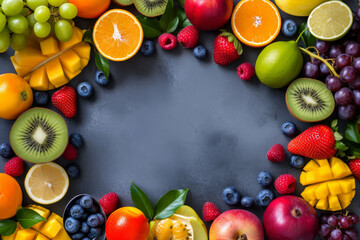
top-left (338, 177), bottom-right (355, 193)
top-left (40, 219), bottom-right (62, 238)
top-left (327, 181), bottom-right (342, 195)
top-left (52, 229), bottom-right (71, 240)
top-left (332, 162), bottom-right (352, 179)
top-left (15, 229), bottom-right (37, 240)
top-left (80, 58), bottom-right (90, 69)
top-left (338, 190), bottom-right (355, 209)
top-left (315, 183), bottom-right (329, 199)
top-left (309, 200), bottom-right (318, 207)
top-left (29, 67), bottom-right (49, 91)
top-left (318, 165), bottom-right (333, 180)
top-left (316, 198), bottom-right (328, 210)
top-left (45, 58), bottom-right (68, 87)
top-left (315, 159), bottom-right (329, 167)
top-left (64, 68), bottom-right (81, 80)
top-left (328, 195), bottom-right (341, 210)
top-left (303, 160), bottom-right (319, 172)
top-left (40, 37), bottom-right (59, 56)
top-left (73, 42), bottom-right (91, 59)
top-left (35, 234), bottom-right (49, 240)
top-left (59, 50), bottom-right (81, 73)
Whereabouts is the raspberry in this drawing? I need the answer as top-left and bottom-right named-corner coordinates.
top-left (158, 33), bottom-right (177, 50)
top-left (4, 157), bottom-right (24, 177)
top-left (267, 144), bottom-right (286, 162)
top-left (202, 202), bottom-right (221, 222)
top-left (99, 192), bottom-right (119, 215)
top-left (177, 25), bottom-right (199, 49)
top-left (62, 144), bottom-right (78, 161)
top-left (237, 62), bottom-right (255, 81)
top-left (274, 174), bottom-right (297, 194)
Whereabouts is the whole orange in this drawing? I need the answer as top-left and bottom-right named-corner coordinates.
top-left (68, 0), bottom-right (111, 19)
top-left (105, 207), bottom-right (149, 240)
top-left (0, 173), bottom-right (23, 220)
top-left (0, 73), bottom-right (33, 120)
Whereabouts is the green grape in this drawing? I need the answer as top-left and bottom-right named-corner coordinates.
top-left (59, 3), bottom-right (77, 20)
top-left (2, 0), bottom-right (24, 16)
top-left (23, 26), bottom-right (31, 37)
top-left (54, 19), bottom-right (72, 42)
top-left (48, 0), bottom-right (63, 7)
top-left (0, 0), bottom-right (3, 5)
top-left (20, 7), bottom-right (30, 17)
top-left (26, 0), bottom-right (48, 11)
top-left (0, 27), bottom-right (10, 53)
top-left (34, 6), bottom-right (50, 22)
top-left (10, 33), bottom-right (27, 50)
top-left (0, 13), bottom-right (6, 32)
top-left (8, 15), bottom-right (28, 34)
top-left (27, 13), bottom-right (36, 27)
top-left (33, 21), bottom-right (51, 38)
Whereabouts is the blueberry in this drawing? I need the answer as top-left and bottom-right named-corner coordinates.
top-left (82, 238), bottom-right (91, 240)
top-left (257, 171), bottom-right (273, 187)
top-left (281, 121), bottom-right (297, 137)
top-left (96, 213), bottom-right (105, 225)
top-left (282, 19), bottom-right (297, 38)
top-left (222, 186), bottom-right (241, 205)
top-left (70, 205), bottom-right (84, 219)
top-left (87, 204), bottom-right (98, 213)
top-left (140, 40), bottom-right (155, 56)
top-left (77, 82), bottom-right (93, 98)
top-left (87, 214), bottom-right (100, 228)
top-left (66, 163), bottom-right (81, 179)
top-left (193, 45), bottom-right (207, 60)
top-left (241, 196), bottom-right (254, 208)
top-left (71, 233), bottom-right (85, 240)
top-left (88, 227), bottom-right (102, 238)
top-left (95, 70), bottom-right (110, 86)
top-left (34, 91), bottom-right (50, 106)
top-left (80, 221), bottom-right (90, 233)
top-left (80, 195), bottom-right (93, 209)
top-left (290, 155), bottom-right (305, 169)
top-left (0, 143), bottom-right (13, 158)
top-left (65, 217), bottom-right (80, 233)
top-left (70, 133), bottom-right (84, 149)
top-left (256, 190), bottom-right (274, 207)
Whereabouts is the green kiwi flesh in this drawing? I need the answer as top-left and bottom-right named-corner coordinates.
top-left (133, 0), bottom-right (168, 17)
top-left (112, 0), bottom-right (133, 6)
top-left (286, 78), bottom-right (335, 122)
top-left (10, 108), bottom-right (68, 164)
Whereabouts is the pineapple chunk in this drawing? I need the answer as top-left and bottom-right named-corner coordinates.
top-left (15, 229), bottom-right (37, 240)
top-left (45, 58), bottom-right (68, 87)
top-left (59, 50), bottom-right (81, 73)
top-left (40, 37), bottom-right (59, 56)
top-left (29, 67), bottom-right (49, 91)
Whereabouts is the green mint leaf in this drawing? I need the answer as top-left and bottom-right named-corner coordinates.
top-left (95, 52), bottom-right (110, 79)
top-left (345, 122), bottom-right (360, 144)
top-left (136, 16), bottom-right (163, 38)
top-left (160, 0), bottom-right (175, 32)
top-left (130, 182), bottom-right (154, 220)
top-left (16, 208), bottom-right (45, 229)
top-left (83, 29), bottom-right (93, 45)
top-left (298, 22), bottom-right (315, 47)
top-left (334, 132), bottom-right (343, 141)
top-left (153, 188), bottom-right (188, 220)
top-left (0, 220), bottom-right (17, 236)
top-left (166, 16), bottom-right (179, 33)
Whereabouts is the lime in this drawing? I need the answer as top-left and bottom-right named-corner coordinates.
top-left (307, 0), bottom-right (353, 41)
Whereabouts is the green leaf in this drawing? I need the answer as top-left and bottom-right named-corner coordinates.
top-left (0, 220), bottom-right (17, 236)
top-left (137, 16), bottom-right (163, 38)
top-left (345, 122), bottom-right (360, 144)
top-left (180, 19), bottom-right (192, 29)
top-left (166, 16), bottom-right (179, 33)
top-left (335, 141), bottom-right (349, 151)
top-left (331, 120), bottom-right (338, 131)
top-left (130, 182), bottom-right (154, 220)
top-left (298, 22), bottom-right (315, 47)
top-left (177, 0), bottom-right (185, 8)
top-left (176, 9), bottom-right (187, 27)
top-left (83, 29), bottom-right (93, 45)
top-left (153, 189), bottom-right (188, 220)
top-left (334, 132), bottom-right (343, 141)
top-left (16, 208), bottom-right (45, 229)
top-left (95, 52), bottom-right (110, 79)
top-left (160, 0), bottom-right (175, 32)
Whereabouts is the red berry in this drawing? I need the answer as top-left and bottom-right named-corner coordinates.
top-left (274, 174), bottom-right (296, 194)
top-left (51, 86), bottom-right (77, 118)
top-left (62, 144), bottom-right (78, 161)
top-left (267, 144), bottom-right (286, 162)
top-left (237, 63), bottom-right (255, 81)
top-left (202, 202), bottom-right (221, 222)
top-left (214, 31), bottom-right (242, 66)
top-left (99, 192), bottom-right (119, 215)
top-left (158, 33), bottom-right (177, 50)
top-left (177, 25), bottom-right (199, 49)
top-left (4, 157), bottom-right (24, 177)
top-left (349, 159), bottom-right (360, 182)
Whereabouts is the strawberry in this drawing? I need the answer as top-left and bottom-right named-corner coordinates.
top-left (177, 25), bottom-right (199, 49)
top-left (274, 174), bottom-right (296, 195)
top-left (267, 144), bottom-right (286, 162)
top-left (62, 144), bottom-right (78, 161)
top-left (51, 86), bottom-right (77, 118)
top-left (99, 192), bottom-right (119, 215)
top-left (214, 30), bottom-right (243, 66)
top-left (287, 125), bottom-right (337, 159)
top-left (349, 159), bottom-right (360, 182)
top-left (4, 157), bottom-right (24, 177)
top-left (202, 202), bottom-right (221, 222)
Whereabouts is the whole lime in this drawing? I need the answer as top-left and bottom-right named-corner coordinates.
top-left (255, 41), bottom-right (303, 88)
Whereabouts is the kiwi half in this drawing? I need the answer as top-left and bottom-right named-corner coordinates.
top-left (133, 0), bottom-right (168, 17)
top-left (286, 78), bottom-right (335, 122)
top-left (10, 108), bottom-right (68, 163)
top-left (112, 0), bottom-right (133, 6)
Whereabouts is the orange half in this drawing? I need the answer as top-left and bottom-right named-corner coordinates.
top-left (93, 9), bottom-right (144, 61)
top-left (231, 0), bottom-right (281, 48)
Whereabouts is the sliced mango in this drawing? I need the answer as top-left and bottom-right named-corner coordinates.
top-left (30, 66), bottom-right (49, 91)
top-left (15, 229), bottom-right (37, 240)
top-left (59, 50), bottom-right (81, 73)
top-left (45, 58), bottom-right (68, 87)
top-left (40, 37), bottom-right (59, 56)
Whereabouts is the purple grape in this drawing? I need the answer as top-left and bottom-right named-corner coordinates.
top-left (328, 215), bottom-right (339, 227)
top-left (344, 227), bottom-right (359, 240)
top-left (350, 214), bottom-right (359, 224)
top-left (335, 87), bottom-right (354, 105)
top-left (311, 57), bottom-right (322, 66)
top-left (330, 229), bottom-right (343, 240)
top-left (342, 40), bottom-right (353, 48)
top-left (356, 7), bottom-right (360, 19)
top-left (348, 76), bottom-right (360, 89)
top-left (339, 216), bottom-right (353, 229)
top-left (321, 214), bottom-right (330, 224)
top-left (329, 44), bottom-right (344, 58)
top-left (340, 66), bottom-right (358, 83)
top-left (346, 42), bottom-right (360, 57)
top-left (303, 62), bottom-right (319, 79)
top-left (336, 54), bottom-right (352, 69)
top-left (352, 57), bottom-right (360, 72)
top-left (326, 75), bottom-right (342, 91)
top-left (354, 90), bottom-right (360, 106)
top-left (319, 224), bottom-right (331, 238)
top-left (320, 62), bottom-right (331, 76)
top-left (356, 31), bottom-right (360, 42)
top-left (349, 21), bottom-right (360, 36)
top-left (338, 104), bottom-right (357, 120)
top-left (343, 234), bottom-right (352, 240)
top-left (315, 40), bottom-right (331, 54)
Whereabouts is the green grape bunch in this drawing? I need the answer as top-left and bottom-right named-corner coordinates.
top-left (0, 0), bottom-right (78, 53)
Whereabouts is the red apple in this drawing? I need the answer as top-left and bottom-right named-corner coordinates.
top-left (209, 209), bottom-right (264, 240)
top-left (263, 196), bottom-right (319, 240)
top-left (184, 0), bottom-right (233, 31)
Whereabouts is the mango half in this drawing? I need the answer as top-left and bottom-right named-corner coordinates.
top-left (11, 27), bottom-right (91, 91)
top-left (300, 158), bottom-right (356, 211)
top-left (1, 205), bottom-right (71, 240)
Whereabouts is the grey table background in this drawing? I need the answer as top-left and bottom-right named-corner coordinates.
top-left (0, 0), bottom-right (359, 238)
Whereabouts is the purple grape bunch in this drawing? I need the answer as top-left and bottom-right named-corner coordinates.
top-left (318, 212), bottom-right (359, 240)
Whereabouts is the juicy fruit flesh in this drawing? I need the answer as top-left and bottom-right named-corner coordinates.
top-left (286, 78), bottom-right (335, 122)
top-left (149, 215), bottom-right (194, 240)
top-left (134, 0), bottom-right (168, 17)
top-left (10, 108), bottom-right (68, 163)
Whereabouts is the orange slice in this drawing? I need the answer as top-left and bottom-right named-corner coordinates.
top-left (231, 0), bottom-right (281, 48)
top-left (93, 9), bottom-right (144, 61)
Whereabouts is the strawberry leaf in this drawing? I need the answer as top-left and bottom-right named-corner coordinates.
top-left (130, 182), bottom-right (154, 220)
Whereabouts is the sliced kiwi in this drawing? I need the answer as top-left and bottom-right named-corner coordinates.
top-left (10, 108), bottom-right (68, 163)
top-left (112, 0), bottom-right (133, 6)
top-left (133, 0), bottom-right (168, 17)
top-left (286, 78), bottom-right (335, 122)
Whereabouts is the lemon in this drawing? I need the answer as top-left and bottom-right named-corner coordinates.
top-left (25, 162), bottom-right (69, 205)
top-left (308, 0), bottom-right (353, 41)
